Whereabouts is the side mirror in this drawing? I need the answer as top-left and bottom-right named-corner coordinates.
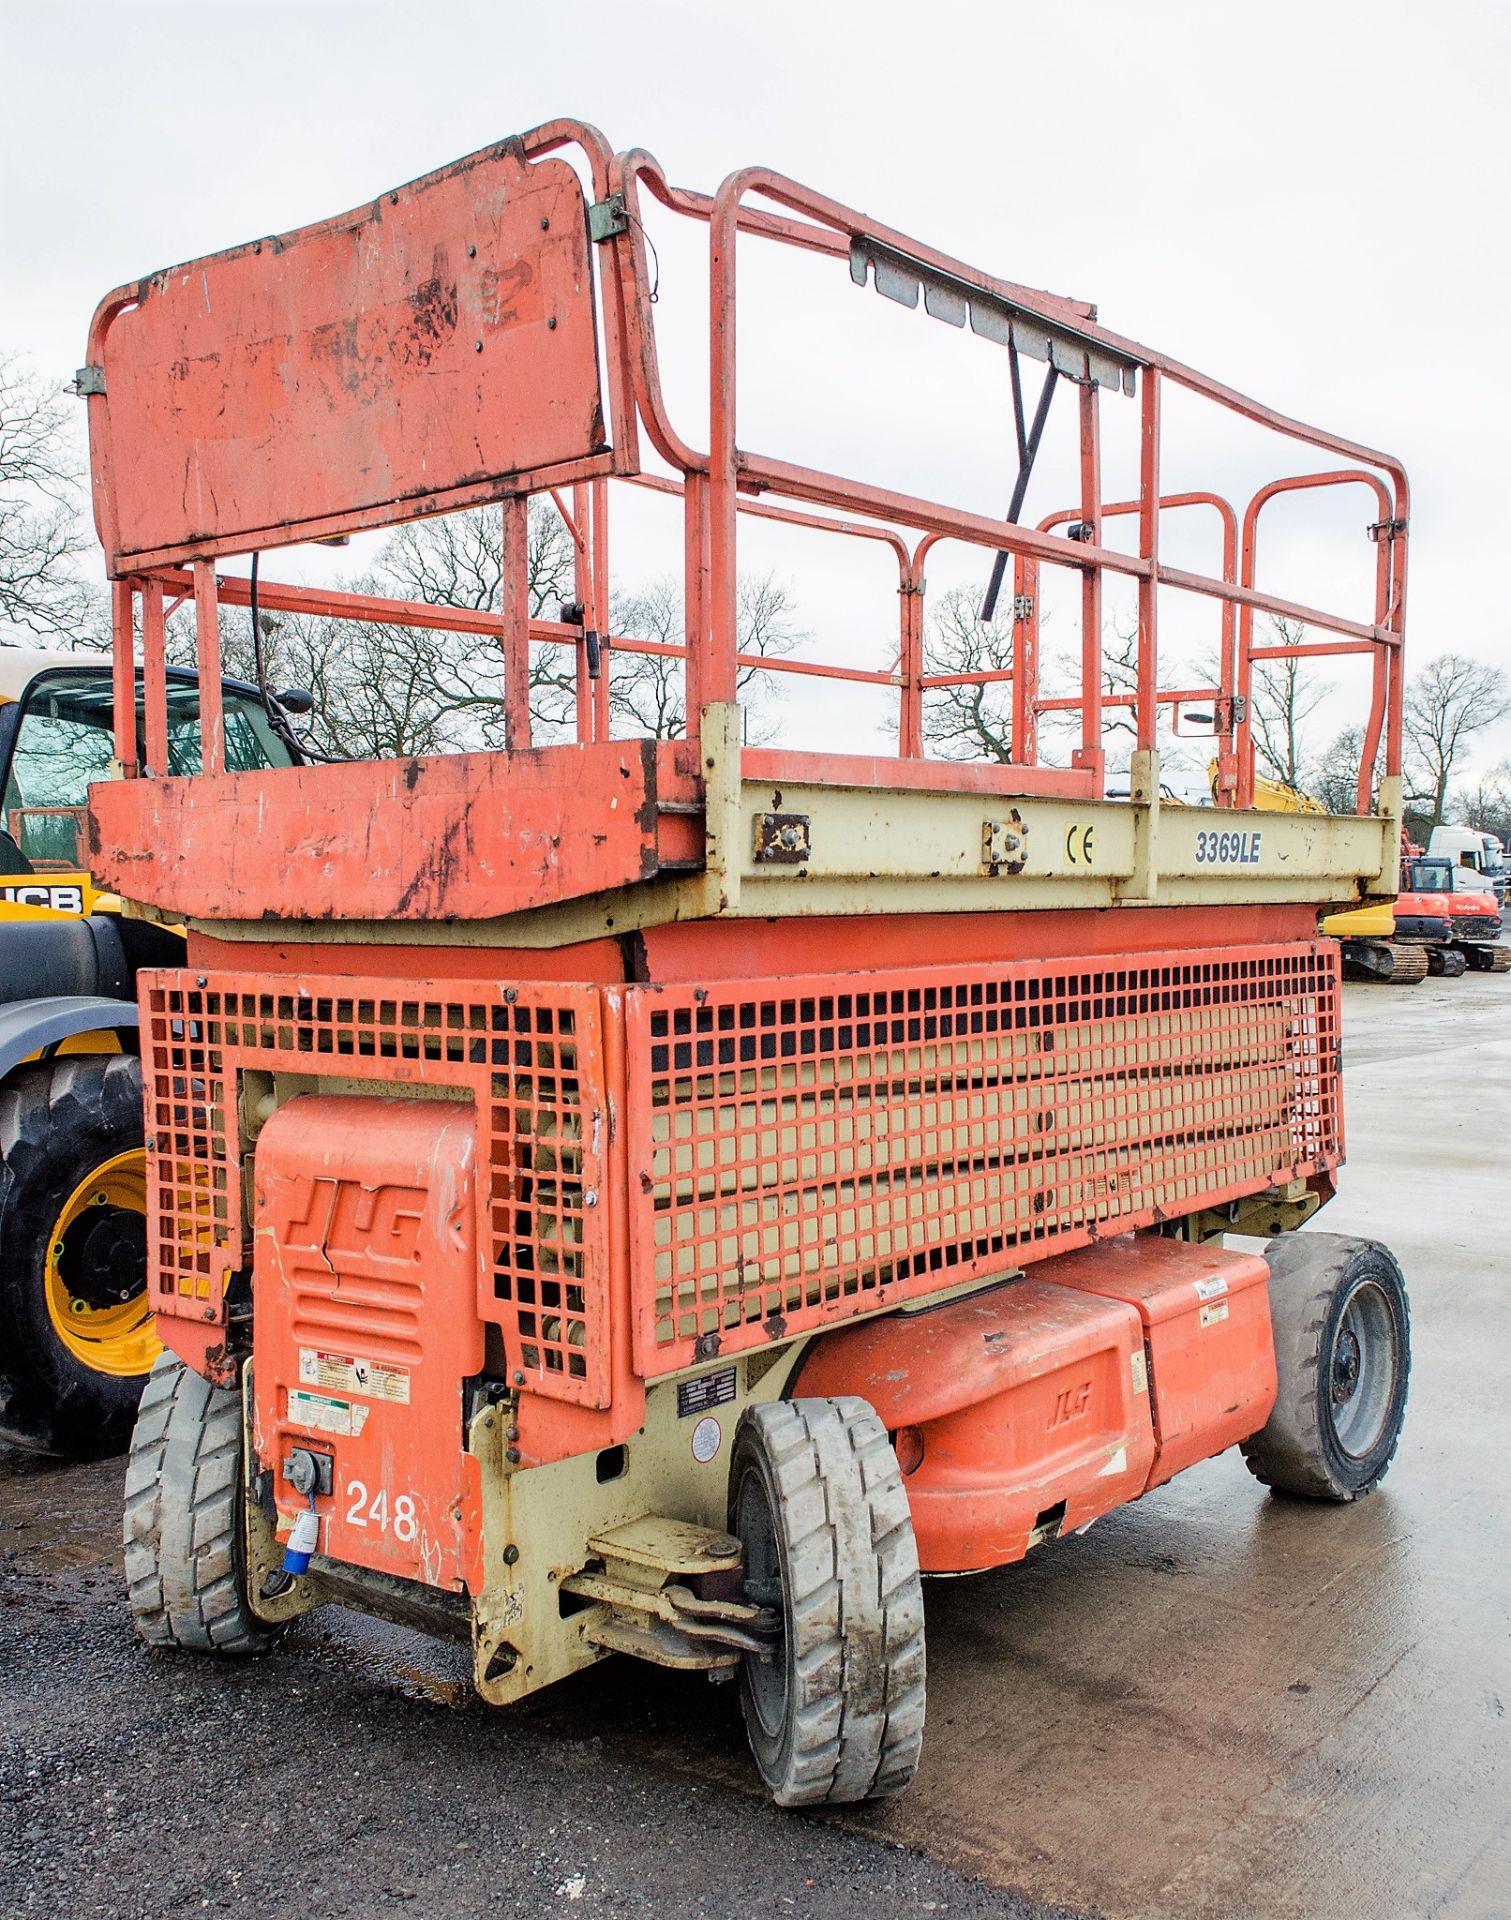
top-left (275, 688), bottom-right (315, 715)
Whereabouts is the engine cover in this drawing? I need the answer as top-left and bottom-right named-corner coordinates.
top-left (251, 1094), bottom-right (485, 1595)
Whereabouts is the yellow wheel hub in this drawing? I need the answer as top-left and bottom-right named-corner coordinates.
top-left (43, 1150), bottom-right (160, 1378)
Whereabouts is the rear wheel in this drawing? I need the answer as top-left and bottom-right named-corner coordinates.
top-left (1242, 1233), bottom-right (1410, 1501)
top-left (0, 1055), bottom-right (158, 1457)
top-left (729, 1397), bottom-right (925, 1807)
top-left (123, 1351), bottom-right (278, 1655)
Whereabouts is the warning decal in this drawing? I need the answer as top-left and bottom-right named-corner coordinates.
top-left (288, 1389), bottom-right (371, 1438)
top-left (298, 1349), bottom-right (411, 1405)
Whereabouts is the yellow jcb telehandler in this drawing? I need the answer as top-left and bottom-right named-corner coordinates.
top-left (0, 646), bottom-right (300, 1455)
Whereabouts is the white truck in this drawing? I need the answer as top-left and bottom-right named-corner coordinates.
top-left (1426, 823), bottom-right (1507, 909)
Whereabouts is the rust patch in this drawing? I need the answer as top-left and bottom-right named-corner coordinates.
top-left (404, 255), bottom-right (460, 366)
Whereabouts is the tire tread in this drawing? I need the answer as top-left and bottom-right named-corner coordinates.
top-left (122, 1351), bottom-right (277, 1656)
top-left (1241, 1233), bottom-right (1410, 1502)
top-left (734, 1395), bottom-right (925, 1807)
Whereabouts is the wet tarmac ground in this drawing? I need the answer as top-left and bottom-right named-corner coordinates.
top-left (2, 977), bottom-right (1508, 1920)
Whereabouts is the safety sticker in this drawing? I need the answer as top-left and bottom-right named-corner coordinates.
top-left (1192, 1275), bottom-right (1230, 1302)
top-left (690, 1416), bottom-right (723, 1464)
top-left (677, 1367), bottom-right (737, 1419)
top-left (298, 1348), bottom-right (411, 1405)
top-left (288, 1389), bottom-right (370, 1438)
top-left (1130, 1348), bottom-right (1149, 1395)
top-left (1199, 1302), bottom-right (1230, 1329)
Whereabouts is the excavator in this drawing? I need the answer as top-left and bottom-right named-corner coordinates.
top-left (1212, 765), bottom-right (1434, 983)
top-left (1402, 847), bottom-right (1510, 973)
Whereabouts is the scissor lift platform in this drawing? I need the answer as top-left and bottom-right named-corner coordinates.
top-left (92, 119), bottom-right (1412, 1809)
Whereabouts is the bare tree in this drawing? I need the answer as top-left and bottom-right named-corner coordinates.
top-left (1402, 653), bottom-right (1511, 831)
top-left (1309, 724), bottom-right (1378, 814)
top-left (174, 502), bottom-right (581, 758)
top-left (0, 354), bottom-right (95, 638)
top-left (609, 571), bottom-right (800, 741)
top-left (1245, 618), bottom-right (1332, 791)
top-left (1451, 761), bottom-right (1511, 847)
top-left (918, 591), bottom-right (1189, 769)
top-left (170, 508), bottom-right (801, 759)
top-left (918, 586), bottom-right (1017, 762)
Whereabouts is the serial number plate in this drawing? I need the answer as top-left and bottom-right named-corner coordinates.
top-left (1194, 828), bottom-right (1263, 866)
top-left (677, 1367), bottom-right (737, 1419)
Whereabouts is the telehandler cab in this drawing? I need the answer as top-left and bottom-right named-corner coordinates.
top-left (0, 647), bottom-right (300, 1455)
top-left (88, 122), bottom-right (1412, 1805)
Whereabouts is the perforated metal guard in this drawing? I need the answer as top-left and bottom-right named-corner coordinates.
top-left (624, 943), bottom-right (1340, 1374)
top-left (140, 974), bottom-right (609, 1405)
top-left (142, 943), bottom-right (1341, 1405)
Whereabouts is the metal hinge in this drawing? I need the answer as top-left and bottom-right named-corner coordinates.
top-left (1367, 518), bottom-right (1407, 542)
top-left (588, 194), bottom-right (629, 242)
top-left (72, 365), bottom-right (105, 397)
top-left (1012, 594), bottom-right (1034, 623)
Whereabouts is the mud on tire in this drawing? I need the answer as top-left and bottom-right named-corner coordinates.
top-left (123, 1351), bottom-right (279, 1655)
top-left (730, 1396), bottom-right (926, 1807)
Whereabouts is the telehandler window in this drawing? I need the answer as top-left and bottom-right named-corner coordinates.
top-left (1, 666), bottom-right (293, 869)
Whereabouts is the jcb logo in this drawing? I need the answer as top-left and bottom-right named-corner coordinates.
top-left (1048, 1381), bottom-right (1092, 1429)
top-left (1, 883), bottom-right (85, 914)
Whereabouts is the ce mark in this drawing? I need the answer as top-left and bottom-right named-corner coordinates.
top-left (1065, 823), bottom-right (1096, 866)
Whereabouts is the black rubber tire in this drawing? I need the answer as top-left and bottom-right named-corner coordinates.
top-left (729, 1397), bottom-right (926, 1807)
top-left (0, 1054), bottom-right (150, 1458)
top-left (122, 1351), bottom-right (278, 1655)
top-left (1242, 1234), bottom-right (1410, 1501)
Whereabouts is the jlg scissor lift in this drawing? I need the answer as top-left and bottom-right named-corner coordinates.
top-left (85, 122), bottom-right (1412, 1806)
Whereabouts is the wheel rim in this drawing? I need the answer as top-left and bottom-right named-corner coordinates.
top-left (734, 1463), bottom-right (790, 1742)
top-left (43, 1150), bottom-right (160, 1378)
top-left (1328, 1277), bottom-right (1397, 1459)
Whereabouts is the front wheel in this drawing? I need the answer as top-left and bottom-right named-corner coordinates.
top-left (123, 1352), bottom-right (279, 1655)
top-left (729, 1397), bottom-right (926, 1807)
top-left (1242, 1233), bottom-right (1410, 1501)
top-left (0, 1055), bottom-right (158, 1458)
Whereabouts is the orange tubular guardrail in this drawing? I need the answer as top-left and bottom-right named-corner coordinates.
top-left (85, 120), bottom-right (1406, 818)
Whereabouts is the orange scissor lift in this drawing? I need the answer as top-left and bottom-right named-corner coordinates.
top-left (88, 122), bottom-right (1411, 1805)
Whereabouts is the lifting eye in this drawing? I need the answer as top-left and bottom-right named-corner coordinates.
top-left (893, 1426), bottom-right (925, 1476)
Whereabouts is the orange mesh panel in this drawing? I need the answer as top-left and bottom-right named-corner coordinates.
top-left (140, 973), bottom-right (609, 1406)
top-left (625, 943), bottom-right (1340, 1374)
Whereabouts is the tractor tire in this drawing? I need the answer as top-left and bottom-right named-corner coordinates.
top-left (1427, 946), bottom-right (1468, 978)
top-left (729, 1397), bottom-right (925, 1807)
top-left (0, 1055), bottom-right (156, 1458)
top-left (123, 1351), bottom-right (279, 1655)
top-left (1242, 1234), bottom-right (1410, 1502)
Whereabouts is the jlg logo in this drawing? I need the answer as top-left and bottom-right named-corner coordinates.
top-left (1048, 1381), bottom-right (1092, 1429)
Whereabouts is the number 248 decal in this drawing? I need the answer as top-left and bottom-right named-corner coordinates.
top-left (344, 1479), bottom-right (419, 1541)
top-left (1195, 828), bottom-right (1263, 866)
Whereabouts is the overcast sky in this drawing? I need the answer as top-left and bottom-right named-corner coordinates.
top-left (4, 0), bottom-right (1509, 776)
